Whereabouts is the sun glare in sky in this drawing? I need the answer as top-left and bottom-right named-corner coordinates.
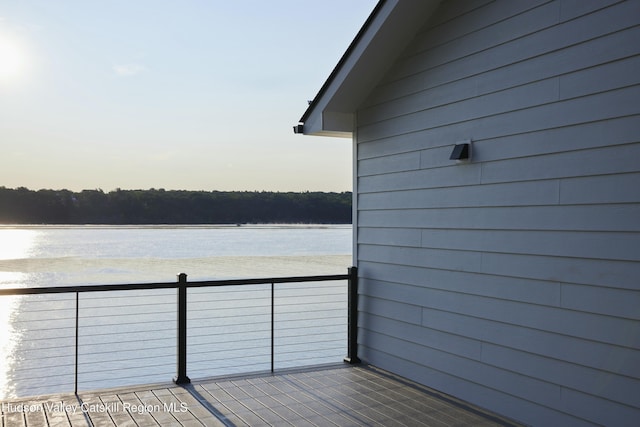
top-left (0, 1), bottom-right (376, 192)
top-left (0, 34), bottom-right (28, 84)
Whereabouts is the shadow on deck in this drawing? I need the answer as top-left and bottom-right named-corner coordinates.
top-left (1, 364), bottom-right (523, 427)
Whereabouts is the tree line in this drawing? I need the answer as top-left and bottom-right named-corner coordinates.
top-left (0, 187), bottom-right (352, 224)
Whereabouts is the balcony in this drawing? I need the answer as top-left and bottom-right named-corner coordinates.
top-left (0, 269), bottom-right (522, 426)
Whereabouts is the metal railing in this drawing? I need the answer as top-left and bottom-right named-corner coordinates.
top-left (0, 267), bottom-right (359, 397)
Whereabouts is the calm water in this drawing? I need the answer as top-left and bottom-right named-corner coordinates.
top-left (0, 225), bottom-right (352, 399)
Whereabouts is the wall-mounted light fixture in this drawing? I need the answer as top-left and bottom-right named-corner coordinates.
top-left (450, 140), bottom-right (472, 162)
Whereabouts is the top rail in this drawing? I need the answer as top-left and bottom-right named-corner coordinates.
top-left (0, 273), bottom-right (351, 296)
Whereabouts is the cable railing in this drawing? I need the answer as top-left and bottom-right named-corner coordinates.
top-left (0, 267), bottom-right (359, 399)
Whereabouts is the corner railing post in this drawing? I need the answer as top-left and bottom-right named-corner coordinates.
top-left (344, 266), bottom-right (361, 364)
top-left (75, 291), bottom-right (79, 394)
top-left (271, 282), bottom-right (275, 373)
top-left (174, 273), bottom-right (190, 384)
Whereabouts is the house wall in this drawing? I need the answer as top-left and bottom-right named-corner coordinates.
top-left (354, 0), bottom-right (640, 425)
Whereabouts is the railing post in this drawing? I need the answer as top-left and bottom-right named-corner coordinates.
top-left (344, 266), bottom-right (361, 364)
top-left (174, 273), bottom-right (190, 384)
top-left (271, 282), bottom-right (275, 373)
top-left (75, 291), bottom-right (79, 394)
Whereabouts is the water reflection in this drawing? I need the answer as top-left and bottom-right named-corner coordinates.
top-left (0, 228), bottom-right (38, 261)
top-left (0, 294), bottom-right (21, 399)
top-left (0, 229), bottom-right (36, 399)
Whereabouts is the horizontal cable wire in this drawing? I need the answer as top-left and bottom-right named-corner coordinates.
top-left (277, 331), bottom-right (345, 342)
top-left (188, 336), bottom-right (269, 348)
top-left (188, 364), bottom-right (269, 377)
top-left (14, 341), bottom-right (74, 351)
top-left (12, 362), bottom-right (73, 377)
top-left (79, 301), bottom-right (174, 310)
top-left (10, 332), bottom-right (75, 342)
top-left (78, 345), bottom-right (174, 358)
top-left (12, 317), bottom-right (76, 324)
top-left (16, 383), bottom-right (75, 395)
top-left (188, 318), bottom-right (271, 330)
top-left (81, 331), bottom-right (173, 339)
top-left (192, 349), bottom-right (271, 364)
top-left (81, 320), bottom-right (175, 328)
top-left (78, 363), bottom-right (174, 378)
top-left (78, 328), bottom-right (175, 339)
top-left (188, 305), bottom-right (269, 314)
top-left (78, 370), bottom-right (173, 384)
top-left (77, 353), bottom-right (174, 366)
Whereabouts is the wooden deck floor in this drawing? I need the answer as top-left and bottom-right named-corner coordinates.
top-left (1, 364), bottom-right (522, 426)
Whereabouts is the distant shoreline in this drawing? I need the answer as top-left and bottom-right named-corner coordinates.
top-left (0, 223), bottom-right (351, 229)
top-left (0, 187), bottom-right (353, 225)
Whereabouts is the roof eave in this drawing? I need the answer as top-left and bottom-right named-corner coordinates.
top-left (296, 0), bottom-right (441, 137)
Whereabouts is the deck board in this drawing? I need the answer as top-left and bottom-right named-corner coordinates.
top-left (1, 364), bottom-right (524, 426)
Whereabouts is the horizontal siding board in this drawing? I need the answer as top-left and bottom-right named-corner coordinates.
top-left (365, 24), bottom-right (640, 114)
top-left (407, 0), bottom-right (554, 56)
top-left (359, 83), bottom-right (640, 145)
top-left (362, 330), bottom-right (563, 408)
top-left (358, 180), bottom-right (560, 209)
top-left (419, 145), bottom-right (468, 170)
top-left (473, 24), bottom-right (640, 98)
top-left (358, 73), bottom-right (481, 126)
top-left (358, 151), bottom-right (419, 176)
top-left (481, 142), bottom-right (640, 184)
top-left (411, 0), bottom-right (519, 51)
top-left (359, 336), bottom-right (531, 427)
top-left (560, 172), bottom-right (640, 204)
top-left (362, 254), bottom-right (640, 324)
top-left (480, 252), bottom-right (640, 290)
top-left (561, 283), bottom-right (640, 320)
top-left (470, 84), bottom-right (640, 142)
top-left (359, 294), bottom-right (422, 326)
top-left (361, 312), bottom-right (483, 360)
top-left (358, 204), bottom-right (640, 232)
top-left (358, 78), bottom-right (560, 142)
top-left (361, 49), bottom-right (640, 135)
top-left (359, 331), bottom-right (420, 370)
top-left (357, 127), bottom-right (430, 160)
top-left (358, 227), bottom-right (421, 247)
top-left (422, 307), bottom-right (640, 379)
top-left (414, 287), bottom-right (640, 349)
top-left (482, 343), bottom-right (640, 409)
top-left (420, 229), bottom-right (640, 261)
top-left (385, 0), bottom-right (640, 84)
top-left (360, 274), bottom-right (427, 305)
top-left (358, 112), bottom-right (639, 165)
top-left (361, 347), bottom-right (591, 427)
top-left (358, 115), bottom-right (640, 170)
top-left (471, 115), bottom-right (640, 164)
top-left (391, 2), bottom-right (562, 82)
top-left (359, 262), bottom-right (561, 306)
top-left (558, 0), bottom-right (622, 21)
top-left (559, 54), bottom-right (640, 99)
top-left (422, 0), bottom-right (494, 31)
top-left (561, 387), bottom-right (640, 427)
top-left (358, 244), bottom-right (483, 273)
top-left (358, 162), bottom-right (482, 192)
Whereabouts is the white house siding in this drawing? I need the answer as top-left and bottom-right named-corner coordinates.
top-left (354, 0), bottom-right (640, 425)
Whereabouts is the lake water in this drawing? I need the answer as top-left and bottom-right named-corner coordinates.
top-left (0, 225), bottom-right (352, 399)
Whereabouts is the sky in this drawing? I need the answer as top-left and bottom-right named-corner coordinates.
top-left (0, 1), bottom-right (376, 192)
